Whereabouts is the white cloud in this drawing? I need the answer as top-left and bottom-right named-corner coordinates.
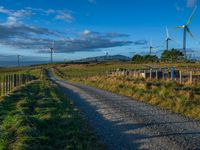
top-left (82, 29), bottom-right (92, 35)
top-left (0, 6), bottom-right (11, 14)
top-left (6, 16), bottom-right (18, 26)
top-left (55, 11), bottom-right (74, 22)
top-left (0, 6), bottom-right (74, 24)
top-left (0, 6), bottom-right (32, 17)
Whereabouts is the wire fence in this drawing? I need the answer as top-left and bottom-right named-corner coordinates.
top-left (0, 73), bottom-right (37, 97)
top-left (110, 67), bottom-right (200, 84)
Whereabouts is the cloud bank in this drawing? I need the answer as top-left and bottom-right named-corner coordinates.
top-left (0, 6), bottom-right (132, 54)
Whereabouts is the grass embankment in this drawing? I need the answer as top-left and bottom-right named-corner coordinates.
top-left (52, 62), bottom-right (200, 120)
top-left (0, 80), bottom-right (104, 150)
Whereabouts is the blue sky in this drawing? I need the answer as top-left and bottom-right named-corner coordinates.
top-left (0, 0), bottom-right (199, 63)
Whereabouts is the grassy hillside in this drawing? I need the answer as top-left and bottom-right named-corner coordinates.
top-left (0, 79), bottom-right (104, 150)
top-left (52, 62), bottom-right (200, 120)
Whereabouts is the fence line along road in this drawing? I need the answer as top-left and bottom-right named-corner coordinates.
top-left (0, 73), bottom-right (36, 97)
top-left (110, 67), bottom-right (200, 84)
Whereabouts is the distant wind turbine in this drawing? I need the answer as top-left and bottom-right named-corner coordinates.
top-left (50, 40), bottom-right (55, 63)
top-left (143, 41), bottom-right (160, 55)
top-left (17, 55), bottom-right (22, 67)
top-left (177, 6), bottom-right (197, 59)
top-left (165, 26), bottom-right (171, 51)
top-left (145, 41), bottom-right (157, 55)
top-left (165, 27), bottom-right (180, 50)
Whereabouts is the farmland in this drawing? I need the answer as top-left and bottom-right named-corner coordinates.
top-left (52, 62), bottom-right (200, 120)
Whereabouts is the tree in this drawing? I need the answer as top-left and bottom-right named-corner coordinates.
top-left (161, 49), bottom-right (184, 62)
top-left (132, 54), bottom-right (158, 63)
top-left (143, 55), bottom-right (158, 62)
top-left (132, 54), bottom-right (143, 63)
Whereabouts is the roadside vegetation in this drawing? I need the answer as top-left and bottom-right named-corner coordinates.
top-left (52, 62), bottom-right (200, 120)
top-left (132, 49), bottom-right (184, 63)
top-left (0, 72), bottom-right (104, 150)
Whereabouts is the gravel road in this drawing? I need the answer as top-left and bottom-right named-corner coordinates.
top-left (50, 74), bottom-right (200, 150)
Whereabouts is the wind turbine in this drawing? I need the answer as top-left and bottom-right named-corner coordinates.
top-left (177, 6), bottom-right (197, 59)
top-left (17, 55), bottom-right (22, 67)
top-left (148, 41), bottom-right (154, 55)
top-left (165, 26), bottom-right (172, 50)
top-left (50, 40), bottom-right (55, 63)
top-left (142, 41), bottom-right (154, 55)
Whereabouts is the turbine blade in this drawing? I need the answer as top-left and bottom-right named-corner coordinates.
top-left (186, 27), bottom-right (193, 37)
top-left (187, 6), bottom-right (197, 25)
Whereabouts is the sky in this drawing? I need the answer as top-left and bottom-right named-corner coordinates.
top-left (0, 0), bottom-right (200, 65)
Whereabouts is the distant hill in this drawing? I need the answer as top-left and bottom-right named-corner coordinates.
top-left (72, 55), bottom-right (131, 63)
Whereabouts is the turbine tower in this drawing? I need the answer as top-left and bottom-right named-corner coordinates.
top-left (50, 40), bottom-right (55, 63)
top-left (165, 26), bottom-right (171, 51)
top-left (177, 6), bottom-right (197, 59)
top-left (17, 55), bottom-right (21, 67)
top-left (149, 41), bottom-right (153, 55)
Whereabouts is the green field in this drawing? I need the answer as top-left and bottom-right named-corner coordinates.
top-left (0, 71), bottom-right (104, 150)
top-left (52, 62), bottom-right (200, 120)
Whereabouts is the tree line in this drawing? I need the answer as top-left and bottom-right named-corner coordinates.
top-left (132, 49), bottom-right (185, 63)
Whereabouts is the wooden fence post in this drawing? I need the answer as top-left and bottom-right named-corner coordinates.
top-left (171, 66), bottom-right (175, 81)
top-left (156, 70), bottom-right (158, 80)
top-left (150, 69), bottom-right (152, 80)
top-left (144, 70), bottom-right (146, 79)
top-left (189, 71), bottom-right (193, 84)
top-left (8, 75), bottom-right (10, 93)
top-left (12, 74), bottom-right (14, 90)
top-left (179, 71), bottom-right (182, 84)
top-left (162, 70), bottom-right (165, 80)
top-left (6, 75), bottom-right (8, 95)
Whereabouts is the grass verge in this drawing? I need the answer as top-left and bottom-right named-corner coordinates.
top-left (0, 80), bottom-right (105, 150)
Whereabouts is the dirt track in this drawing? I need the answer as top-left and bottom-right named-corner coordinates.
top-left (50, 74), bottom-right (200, 150)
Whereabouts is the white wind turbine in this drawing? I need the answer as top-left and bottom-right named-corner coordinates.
top-left (177, 6), bottom-right (197, 59)
top-left (165, 26), bottom-right (172, 51)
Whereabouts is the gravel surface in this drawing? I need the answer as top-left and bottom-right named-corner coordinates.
top-left (50, 74), bottom-right (200, 150)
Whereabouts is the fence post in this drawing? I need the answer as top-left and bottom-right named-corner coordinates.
top-left (171, 66), bottom-right (175, 81)
top-left (8, 75), bottom-right (10, 93)
top-left (156, 70), bottom-right (158, 80)
top-left (150, 69), bottom-right (152, 80)
top-left (144, 70), bottom-right (146, 79)
top-left (14, 74), bottom-right (16, 88)
top-left (189, 71), bottom-right (193, 84)
top-left (12, 74), bottom-right (14, 90)
top-left (179, 70), bottom-right (182, 84)
top-left (162, 70), bottom-right (165, 80)
top-left (5, 75), bottom-right (8, 95)
top-left (19, 74), bottom-right (21, 86)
